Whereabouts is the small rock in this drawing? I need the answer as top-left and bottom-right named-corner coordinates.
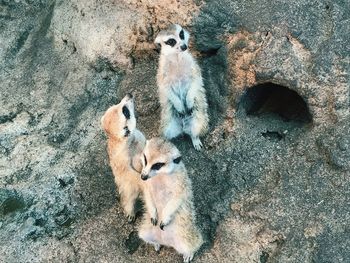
top-left (260, 251), bottom-right (269, 263)
top-left (57, 173), bottom-right (75, 188)
top-left (125, 231), bottom-right (141, 254)
top-left (21, 217), bottom-right (43, 240)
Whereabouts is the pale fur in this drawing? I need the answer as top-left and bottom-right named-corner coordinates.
top-left (155, 24), bottom-right (209, 150)
top-left (138, 138), bottom-right (203, 262)
top-left (101, 94), bottom-right (146, 222)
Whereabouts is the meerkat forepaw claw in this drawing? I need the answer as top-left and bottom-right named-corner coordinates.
top-left (186, 107), bottom-right (193, 116)
top-left (183, 254), bottom-right (194, 263)
top-left (191, 137), bottom-right (203, 151)
top-left (151, 217), bottom-right (158, 226)
top-left (127, 215), bottom-right (136, 223)
top-left (154, 243), bottom-right (161, 252)
top-left (159, 222), bottom-right (166, 230)
top-left (177, 111), bottom-right (185, 118)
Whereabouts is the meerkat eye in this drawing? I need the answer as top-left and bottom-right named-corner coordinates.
top-left (122, 106), bottom-right (130, 119)
top-left (151, 162), bottom-right (165, 170)
top-left (173, 156), bottom-right (182, 164)
top-left (165, 38), bottom-right (177, 47)
top-left (143, 154), bottom-right (147, 166)
top-left (179, 30), bottom-right (184, 40)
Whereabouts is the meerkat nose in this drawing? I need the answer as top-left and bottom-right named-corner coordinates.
top-left (180, 44), bottom-right (187, 51)
top-left (141, 174), bottom-right (148, 181)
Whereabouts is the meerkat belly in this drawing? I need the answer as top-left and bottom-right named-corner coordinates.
top-left (164, 78), bottom-right (191, 116)
top-left (153, 188), bottom-right (173, 213)
top-left (172, 79), bottom-right (190, 101)
top-left (150, 177), bottom-right (176, 213)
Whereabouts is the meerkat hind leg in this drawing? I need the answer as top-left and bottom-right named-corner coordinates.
top-left (190, 136), bottom-right (203, 151)
top-left (139, 226), bottom-right (161, 253)
top-left (154, 243), bottom-right (161, 252)
top-left (121, 189), bottom-right (139, 222)
top-left (183, 115), bottom-right (204, 151)
top-left (183, 254), bottom-right (194, 263)
top-left (163, 117), bottom-right (182, 139)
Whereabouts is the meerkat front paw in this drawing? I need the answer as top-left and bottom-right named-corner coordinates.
top-left (154, 243), bottom-right (161, 252)
top-left (183, 254), bottom-right (194, 263)
top-left (151, 217), bottom-right (158, 226)
top-left (159, 221), bottom-right (166, 230)
top-left (183, 106), bottom-right (193, 116)
top-left (186, 96), bottom-right (195, 111)
top-left (159, 218), bottom-right (172, 230)
top-left (127, 215), bottom-right (136, 223)
top-left (174, 104), bottom-right (186, 116)
top-left (191, 136), bottom-right (203, 151)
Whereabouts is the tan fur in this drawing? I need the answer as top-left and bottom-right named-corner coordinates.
top-left (138, 138), bottom-right (203, 262)
top-left (101, 94), bottom-right (146, 222)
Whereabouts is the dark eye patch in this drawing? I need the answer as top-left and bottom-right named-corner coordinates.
top-left (122, 106), bottom-right (130, 119)
top-left (165, 38), bottom-right (177, 47)
top-left (173, 156), bottom-right (182, 164)
top-left (144, 154), bottom-right (147, 166)
top-left (179, 30), bottom-right (184, 40)
top-left (151, 162), bottom-right (165, 170)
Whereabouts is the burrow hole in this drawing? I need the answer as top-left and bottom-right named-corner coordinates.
top-left (238, 83), bottom-right (312, 140)
top-left (240, 82), bottom-right (312, 123)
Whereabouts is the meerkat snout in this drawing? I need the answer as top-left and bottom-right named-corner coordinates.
top-left (180, 44), bottom-right (187, 51)
top-left (141, 173), bottom-right (148, 181)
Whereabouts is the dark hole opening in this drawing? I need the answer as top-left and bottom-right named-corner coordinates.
top-left (200, 46), bottom-right (220, 57)
top-left (240, 83), bottom-right (312, 123)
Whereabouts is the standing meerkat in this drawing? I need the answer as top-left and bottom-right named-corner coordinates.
top-left (138, 138), bottom-right (203, 262)
top-left (101, 93), bottom-right (146, 222)
top-left (155, 24), bottom-right (209, 151)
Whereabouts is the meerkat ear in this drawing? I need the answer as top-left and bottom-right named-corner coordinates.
top-left (184, 29), bottom-right (190, 42)
top-left (101, 115), bottom-right (106, 130)
top-left (173, 156), bottom-right (182, 164)
top-left (101, 114), bottom-right (110, 135)
top-left (154, 36), bottom-right (161, 52)
top-left (155, 43), bottom-right (161, 53)
top-left (154, 35), bottom-right (161, 44)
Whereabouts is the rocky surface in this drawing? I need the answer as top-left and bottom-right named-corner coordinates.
top-left (0, 0), bottom-right (349, 262)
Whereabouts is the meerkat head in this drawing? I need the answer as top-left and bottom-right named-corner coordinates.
top-left (101, 93), bottom-right (136, 140)
top-left (154, 24), bottom-right (190, 56)
top-left (140, 138), bottom-right (183, 181)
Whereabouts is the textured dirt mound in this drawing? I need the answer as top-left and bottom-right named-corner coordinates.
top-left (0, 0), bottom-right (349, 262)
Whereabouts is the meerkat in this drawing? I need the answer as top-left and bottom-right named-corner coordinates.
top-left (138, 138), bottom-right (203, 262)
top-left (101, 93), bottom-right (146, 222)
top-left (155, 24), bottom-right (209, 151)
